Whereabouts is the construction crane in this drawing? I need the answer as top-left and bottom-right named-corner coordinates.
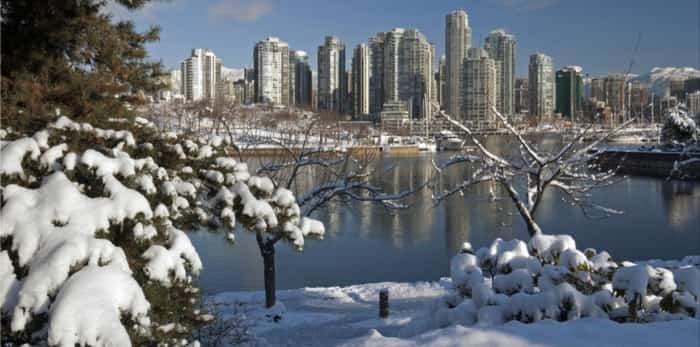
top-left (623, 33), bottom-right (643, 123)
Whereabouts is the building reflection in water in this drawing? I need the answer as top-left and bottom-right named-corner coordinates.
top-left (660, 180), bottom-right (700, 229)
top-left (191, 137), bottom-right (700, 294)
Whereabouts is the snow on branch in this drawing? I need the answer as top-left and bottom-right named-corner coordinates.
top-left (491, 106), bottom-right (544, 164)
top-left (432, 109), bottom-right (631, 237)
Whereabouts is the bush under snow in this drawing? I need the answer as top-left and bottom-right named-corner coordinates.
top-left (437, 233), bottom-right (700, 330)
top-left (0, 115), bottom-right (324, 346)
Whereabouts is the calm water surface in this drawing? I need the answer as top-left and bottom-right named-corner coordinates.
top-left (191, 136), bottom-right (700, 294)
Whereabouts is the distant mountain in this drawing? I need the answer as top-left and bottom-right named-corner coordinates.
top-left (221, 66), bottom-right (244, 81)
top-left (631, 67), bottom-right (700, 95)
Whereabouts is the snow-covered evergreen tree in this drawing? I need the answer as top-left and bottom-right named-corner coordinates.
top-left (660, 105), bottom-right (697, 145)
top-left (0, 114), bottom-right (323, 345)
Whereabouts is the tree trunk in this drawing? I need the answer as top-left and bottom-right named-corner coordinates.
top-left (257, 233), bottom-right (279, 308)
top-left (261, 243), bottom-right (276, 308)
top-left (263, 251), bottom-right (275, 308)
top-left (500, 181), bottom-right (542, 237)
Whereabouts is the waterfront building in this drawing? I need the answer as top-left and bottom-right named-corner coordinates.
top-left (462, 48), bottom-right (497, 127)
top-left (687, 90), bottom-right (700, 124)
top-left (669, 79), bottom-right (686, 102)
top-left (484, 29), bottom-right (516, 115)
top-left (555, 66), bottom-right (584, 121)
top-left (180, 48), bottom-right (222, 102)
top-left (590, 77), bottom-right (605, 101)
top-left (253, 37), bottom-right (290, 105)
top-left (317, 35), bottom-right (346, 113)
top-left (629, 80), bottom-right (650, 121)
top-left (445, 9), bottom-right (472, 119)
top-left (352, 43), bottom-right (371, 117)
top-left (290, 50), bottom-right (312, 107)
top-left (528, 53), bottom-right (554, 119)
top-left (366, 28), bottom-right (433, 119)
top-left (604, 73), bottom-right (626, 119)
top-left (514, 78), bottom-right (529, 115)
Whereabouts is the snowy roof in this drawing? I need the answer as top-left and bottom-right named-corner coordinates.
top-left (563, 65), bottom-right (583, 73)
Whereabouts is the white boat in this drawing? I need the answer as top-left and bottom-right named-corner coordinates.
top-left (442, 137), bottom-right (465, 150)
top-left (436, 131), bottom-right (465, 151)
top-left (418, 141), bottom-right (437, 152)
top-left (608, 128), bottom-right (659, 144)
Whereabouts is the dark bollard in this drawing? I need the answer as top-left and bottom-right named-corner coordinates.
top-left (379, 288), bottom-right (389, 318)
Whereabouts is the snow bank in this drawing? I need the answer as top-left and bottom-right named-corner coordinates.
top-left (339, 318), bottom-right (700, 347)
top-left (213, 279), bottom-right (698, 347)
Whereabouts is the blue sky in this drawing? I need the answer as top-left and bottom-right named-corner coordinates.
top-left (110, 0), bottom-right (699, 77)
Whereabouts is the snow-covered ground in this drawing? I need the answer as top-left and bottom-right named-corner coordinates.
top-left (212, 280), bottom-right (700, 347)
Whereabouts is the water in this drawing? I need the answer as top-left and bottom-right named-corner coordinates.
top-left (191, 136), bottom-right (700, 294)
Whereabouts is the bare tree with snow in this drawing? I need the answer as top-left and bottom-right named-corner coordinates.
top-left (238, 119), bottom-right (425, 308)
top-left (432, 106), bottom-right (634, 237)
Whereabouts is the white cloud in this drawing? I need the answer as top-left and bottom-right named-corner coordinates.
top-left (490, 0), bottom-right (559, 11)
top-left (208, 0), bottom-right (273, 22)
top-left (102, 0), bottom-right (186, 22)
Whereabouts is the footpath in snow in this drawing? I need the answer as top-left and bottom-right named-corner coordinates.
top-left (212, 280), bottom-right (700, 347)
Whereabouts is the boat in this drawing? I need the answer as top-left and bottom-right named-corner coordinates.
top-left (607, 128), bottom-right (659, 144)
top-left (436, 130), bottom-right (465, 151)
top-left (418, 141), bottom-right (437, 152)
top-left (442, 137), bottom-right (465, 151)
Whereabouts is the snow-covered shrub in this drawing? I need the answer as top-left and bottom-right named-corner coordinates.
top-left (661, 105), bottom-right (697, 144)
top-left (436, 234), bottom-right (700, 329)
top-left (0, 115), bottom-right (324, 345)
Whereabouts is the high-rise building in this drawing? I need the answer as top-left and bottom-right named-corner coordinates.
top-left (382, 29), bottom-right (403, 103)
top-left (290, 50), bottom-right (312, 107)
top-left (434, 72), bottom-right (441, 105)
top-left (462, 48), bottom-right (497, 127)
top-left (345, 70), bottom-right (354, 115)
top-left (368, 34), bottom-right (385, 116)
top-left (219, 78), bottom-right (235, 102)
top-left (180, 48), bottom-right (221, 102)
top-left (514, 78), bottom-right (529, 115)
top-left (528, 53), bottom-right (554, 119)
top-left (685, 78), bottom-right (700, 95)
top-left (169, 69), bottom-right (182, 97)
top-left (253, 37), bottom-right (290, 105)
top-left (669, 79), bottom-right (686, 102)
top-left (288, 54), bottom-right (297, 106)
top-left (445, 10), bottom-right (472, 119)
top-left (628, 80), bottom-right (649, 120)
top-left (429, 44), bottom-right (437, 105)
top-left (317, 35), bottom-right (346, 113)
top-left (352, 43), bottom-right (370, 117)
top-left (555, 66), bottom-right (584, 121)
top-left (590, 78), bottom-right (605, 101)
top-left (232, 69), bottom-right (255, 105)
top-left (438, 55), bottom-right (447, 108)
top-left (397, 28), bottom-right (433, 119)
top-left (687, 91), bottom-right (700, 124)
top-left (366, 28), bottom-right (433, 119)
top-left (484, 29), bottom-right (516, 115)
top-left (604, 73), bottom-right (626, 117)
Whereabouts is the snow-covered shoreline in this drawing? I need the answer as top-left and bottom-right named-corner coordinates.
top-left (211, 279), bottom-right (700, 347)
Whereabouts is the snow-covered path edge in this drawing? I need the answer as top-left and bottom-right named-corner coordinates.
top-left (210, 280), bottom-right (700, 347)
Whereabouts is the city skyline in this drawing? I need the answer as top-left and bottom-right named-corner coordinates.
top-left (108, 0), bottom-right (699, 77)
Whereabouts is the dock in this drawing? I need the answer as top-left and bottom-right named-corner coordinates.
top-left (593, 148), bottom-right (700, 180)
